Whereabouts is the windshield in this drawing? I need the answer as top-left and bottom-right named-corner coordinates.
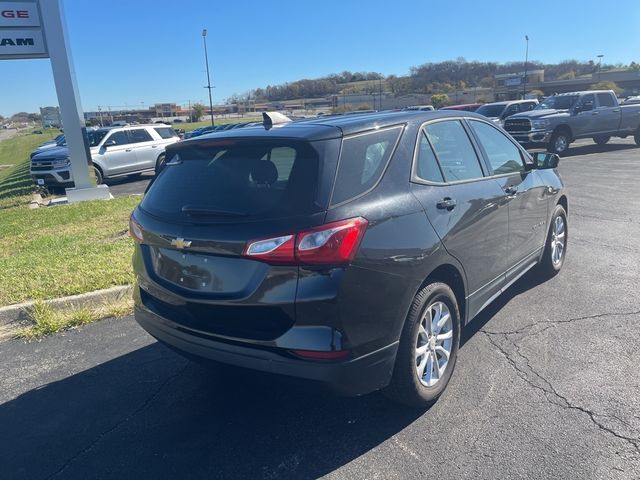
top-left (475, 104), bottom-right (506, 118)
top-left (88, 130), bottom-right (108, 147)
top-left (55, 135), bottom-right (66, 146)
top-left (536, 95), bottom-right (579, 110)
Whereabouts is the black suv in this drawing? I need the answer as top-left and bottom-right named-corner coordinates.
top-left (131, 111), bottom-right (567, 407)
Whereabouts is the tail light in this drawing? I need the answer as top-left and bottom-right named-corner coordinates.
top-left (242, 217), bottom-right (368, 265)
top-left (129, 214), bottom-right (144, 243)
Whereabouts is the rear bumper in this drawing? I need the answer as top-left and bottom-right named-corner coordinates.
top-left (134, 292), bottom-right (398, 396)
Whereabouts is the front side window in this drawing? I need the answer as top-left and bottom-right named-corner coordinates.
top-left (128, 129), bottom-right (153, 143)
top-left (424, 120), bottom-right (484, 182)
top-left (469, 121), bottom-right (524, 175)
top-left (105, 130), bottom-right (129, 146)
top-left (331, 126), bottom-right (402, 205)
top-left (577, 94), bottom-right (595, 112)
top-left (503, 104), bottom-right (520, 117)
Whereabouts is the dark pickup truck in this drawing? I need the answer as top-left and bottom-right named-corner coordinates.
top-left (504, 90), bottom-right (640, 154)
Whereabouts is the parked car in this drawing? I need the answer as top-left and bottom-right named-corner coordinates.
top-left (130, 110), bottom-right (568, 407)
top-left (31, 124), bottom-right (180, 187)
top-left (30, 134), bottom-right (66, 158)
top-left (439, 103), bottom-right (483, 112)
top-left (403, 105), bottom-right (435, 111)
top-left (475, 99), bottom-right (538, 126)
top-left (504, 90), bottom-right (640, 154)
top-left (622, 95), bottom-right (640, 105)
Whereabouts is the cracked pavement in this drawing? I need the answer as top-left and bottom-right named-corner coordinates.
top-left (1, 138), bottom-right (639, 479)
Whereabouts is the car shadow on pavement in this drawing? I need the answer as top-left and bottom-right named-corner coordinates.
top-left (0, 270), bottom-right (548, 480)
top-left (0, 342), bottom-right (423, 479)
top-left (559, 142), bottom-right (637, 158)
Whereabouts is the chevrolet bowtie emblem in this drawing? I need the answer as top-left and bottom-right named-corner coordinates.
top-left (171, 238), bottom-right (192, 249)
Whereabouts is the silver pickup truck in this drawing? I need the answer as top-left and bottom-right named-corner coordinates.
top-left (31, 125), bottom-right (179, 187)
top-left (504, 90), bottom-right (640, 154)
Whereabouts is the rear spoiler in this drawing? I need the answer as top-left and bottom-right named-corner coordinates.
top-left (262, 111), bottom-right (291, 130)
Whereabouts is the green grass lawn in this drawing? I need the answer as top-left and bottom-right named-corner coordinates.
top-left (0, 131), bottom-right (59, 207)
top-left (0, 196), bottom-right (140, 306)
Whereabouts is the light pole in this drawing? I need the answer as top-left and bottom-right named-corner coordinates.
top-left (597, 54), bottom-right (604, 83)
top-left (202, 29), bottom-right (215, 126)
top-left (523, 35), bottom-right (529, 98)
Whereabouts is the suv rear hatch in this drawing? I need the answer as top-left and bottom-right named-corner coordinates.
top-left (133, 133), bottom-right (343, 341)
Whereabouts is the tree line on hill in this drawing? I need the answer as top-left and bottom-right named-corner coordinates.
top-left (228, 58), bottom-right (639, 103)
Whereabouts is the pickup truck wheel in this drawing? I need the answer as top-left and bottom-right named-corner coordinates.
top-left (549, 131), bottom-right (570, 154)
top-left (538, 204), bottom-right (568, 278)
top-left (93, 166), bottom-right (103, 185)
top-left (384, 282), bottom-right (460, 408)
top-left (593, 135), bottom-right (610, 146)
top-left (635, 129), bottom-right (640, 146)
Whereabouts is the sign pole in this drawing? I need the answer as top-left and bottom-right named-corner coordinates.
top-left (37, 0), bottom-right (111, 201)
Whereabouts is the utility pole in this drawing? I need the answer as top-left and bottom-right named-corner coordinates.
top-left (597, 54), bottom-right (604, 83)
top-left (202, 29), bottom-right (214, 126)
top-left (523, 35), bottom-right (529, 98)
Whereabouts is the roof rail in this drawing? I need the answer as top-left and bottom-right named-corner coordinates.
top-left (262, 111), bottom-right (291, 130)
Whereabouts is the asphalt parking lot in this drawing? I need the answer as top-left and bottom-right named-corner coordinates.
top-left (1, 138), bottom-right (639, 479)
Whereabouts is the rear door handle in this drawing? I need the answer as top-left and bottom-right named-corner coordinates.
top-left (591, 111), bottom-right (599, 115)
top-left (152, 145), bottom-right (158, 148)
top-left (125, 149), bottom-right (132, 152)
top-left (503, 185), bottom-right (517, 195)
top-left (436, 197), bottom-right (457, 210)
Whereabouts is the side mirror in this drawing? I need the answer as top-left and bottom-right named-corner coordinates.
top-left (533, 152), bottom-right (560, 169)
top-left (103, 139), bottom-right (116, 148)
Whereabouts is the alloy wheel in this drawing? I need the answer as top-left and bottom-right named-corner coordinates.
top-left (415, 301), bottom-right (453, 387)
top-left (551, 215), bottom-right (566, 266)
top-left (555, 135), bottom-right (568, 153)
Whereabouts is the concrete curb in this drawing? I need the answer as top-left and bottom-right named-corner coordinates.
top-left (0, 285), bottom-right (132, 328)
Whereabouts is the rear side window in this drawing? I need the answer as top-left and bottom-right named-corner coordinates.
top-left (128, 129), bottom-right (153, 143)
top-left (331, 126), bottom-right (402, 205)
top-left (154, 127), bottom-right (178, 139)
top-left (424, 121), bottom-right (483, 182)
top-left (140, 140), bottom-right (321, 222)
top-left (597, 93), bottom-right (616, 107)
top-left (415, 131), bottom-right (444, 183)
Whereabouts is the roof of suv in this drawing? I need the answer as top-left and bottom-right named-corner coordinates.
top-left (186, 110), bottom-right (482, 142)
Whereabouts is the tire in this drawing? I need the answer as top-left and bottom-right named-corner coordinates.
top-left (634, 129), bottom-right (640, 146)
top-left (549, 130), bottom-right (570, 155)
top-left (538, 204), bottom-right (568, 277)
top-left (385, 282), bottom-right (460, 408)
top-left (154, 154), bottom-right (166, 175)
top-left (93, 166), bottom-right (103, 185)
top-left (593, 135), bottom-right (610, 146)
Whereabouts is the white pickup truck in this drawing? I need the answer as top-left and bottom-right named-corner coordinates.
top-left (504, 90), bottom-right (640, 154)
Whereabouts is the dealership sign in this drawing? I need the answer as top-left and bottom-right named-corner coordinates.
top-left (0, 1), bottom-right (48, 58)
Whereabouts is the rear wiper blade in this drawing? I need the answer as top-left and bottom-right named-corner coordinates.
top-left (181, 205), bottom-right (248, 217)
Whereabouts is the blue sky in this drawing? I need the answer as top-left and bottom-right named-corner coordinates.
top-left (1, 0), bottom-right (639, 116)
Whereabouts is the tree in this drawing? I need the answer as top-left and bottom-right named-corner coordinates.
top-left (529, 89), bottom-right (544, 99)
top-left (590, 81), bottom-right (623, 95)
top-left (430, 93), bottom-right (450, 109)
top-left (191, 103), bottom-right (206, 122)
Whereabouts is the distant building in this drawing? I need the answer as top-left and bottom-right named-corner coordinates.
top-left (40, 106), bottom-right (61, 127)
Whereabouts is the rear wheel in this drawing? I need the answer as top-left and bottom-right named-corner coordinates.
top-left (93, 166), bottom-right (103, 185)
top-left (538, 204), bottom-right (567, 277)
top-left (634, 129), bottom-right (640, 146)
top-left (155, 154), bottom-right (166, 175)
top-left (593, 135), bottom-right (610, 146)
top-left (549, 130), bottom-right (570, 155)
top-left (385, 282), bottom-right (460, 408)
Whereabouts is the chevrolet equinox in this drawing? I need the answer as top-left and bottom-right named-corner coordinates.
top-left (131, 111), bottom-right (568, 407)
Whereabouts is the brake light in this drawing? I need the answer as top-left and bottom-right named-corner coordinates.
top-left (129, 214), bottom-right (144, 243)
top-left (242, 217), bottom-right (368, 265)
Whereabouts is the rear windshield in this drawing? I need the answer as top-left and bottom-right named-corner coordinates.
top-left (140, 139), bottom-right (321, 222)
